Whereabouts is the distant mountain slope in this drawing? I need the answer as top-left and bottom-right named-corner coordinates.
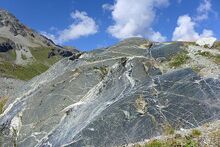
top-left (0, 9), bottom-right (55, 47)
top-left (0, 38), bottom-right (219, 146)
top-left (0, 9), bottom-right (79, 80)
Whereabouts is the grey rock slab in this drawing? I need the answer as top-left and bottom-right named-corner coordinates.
top-left (150, 42), bottom-right (184, 59)
top-left (0, 38), bottom-right (219, 147)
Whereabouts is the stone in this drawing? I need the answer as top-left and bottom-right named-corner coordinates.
top-left (0, 38), bottom-right (219, 147)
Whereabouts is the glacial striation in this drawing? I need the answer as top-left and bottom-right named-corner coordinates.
top-left (0, 38), bottom-right (220, 146)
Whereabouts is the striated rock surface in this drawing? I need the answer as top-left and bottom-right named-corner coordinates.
top-left (0, 38), bottom-right (219, 146)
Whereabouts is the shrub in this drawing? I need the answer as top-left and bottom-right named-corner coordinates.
top-left (203, 44), bottom-right (210, 48)
top-left (196, 50), bottom-right (212, 57)
top-left (93, 66), bottom-right (108, 79)
top-left (9, 49), bottom-right (16, 60)
top-left (169, 50), bottom-right (190, 68)
top-left (145, 140), bottom-right (163, 147)
top-left (191, 129), bottom-right (202, 138)
top-left (185, 139), bottom-right (198, 147)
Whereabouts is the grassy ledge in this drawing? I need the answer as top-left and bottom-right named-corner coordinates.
top-left (133, 129), bottom-right (202, 147)
top-left (196, 50), bottom-right (220, 64)
top-left (169, 50), bottom-right (190, 68)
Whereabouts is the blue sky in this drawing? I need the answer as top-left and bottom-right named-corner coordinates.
top-left (0, 0), bottom-right (220, 51)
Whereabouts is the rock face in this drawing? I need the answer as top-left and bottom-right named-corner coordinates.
top-left (0, 78), bottom-right (24, 97)
top-left (0, 38), bottom-right (15, 52)
top-left (196, 37), bottom-right (217, 48)
top-left (0, 9), bottom-right (55, 47)
top-left (0, 38), bottom-right (219, 147)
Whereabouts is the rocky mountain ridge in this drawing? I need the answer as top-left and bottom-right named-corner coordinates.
top-left (0, 9), bottom-right (55, 48)
top-left (0, 9), bottom-right (80, 81)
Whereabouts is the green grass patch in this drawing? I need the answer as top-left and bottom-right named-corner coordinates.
top-left (8, 49), bottom-right (16, 60)
top-left (142, 136), bottom-right (199, 147)
top-left (0, 96), bottom-right (8, 114)
top-left (0, 47), bottom-right (62, 80)
top-left (146, 140), bottom-right (163, 147)
top-left (0, 61), bottom-right (48, 80)
top-left (191, 129), bottom-right (202, 138)
top-left (30, 47), bottom-right (61, 66)
top-left (169, 50), bottom-right (190, 68)
top-left (196, 50), bottom-right (212, 57)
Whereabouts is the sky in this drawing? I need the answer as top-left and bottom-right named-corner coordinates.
top-left (0, 0), bottom-right (220, 51)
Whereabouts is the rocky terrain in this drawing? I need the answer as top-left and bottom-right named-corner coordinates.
top-left (0, 8), bottom-right (81, 107)
top-left (129, 120), bottom-right (220, 147)
top-left (0, 9), bottom-right (220, 147)
top-left (0, 36), bottom-right (219, 146)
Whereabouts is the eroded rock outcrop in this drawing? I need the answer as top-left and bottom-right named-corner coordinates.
top-left (0, 38), bottom-right (219, 147)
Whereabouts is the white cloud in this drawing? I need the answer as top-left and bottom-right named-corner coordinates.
top-left (195, 0), bottom-right (212, 21)
top-left (201, 29), bottom-right (214, 37)
top-left (172, 15), bottom-right (214, 41)
top-left (106, 0), bottom-right (169, 42)
top-left (150, 31), bottom-right (167, 42)
top-left (42, 10), bottom-right (98, 44)
top-left (102, 3), bottom-right (114, 11)
top-left (172, 0), bottom-right (216, 41)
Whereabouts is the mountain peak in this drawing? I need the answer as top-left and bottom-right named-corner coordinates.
top-left (0, 8), bottom-right (56, 47)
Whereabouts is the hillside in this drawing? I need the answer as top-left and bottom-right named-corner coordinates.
top-left (0, 37), bottom-right (219, 146)
top-left (0, 9), bottom-right (79, 81)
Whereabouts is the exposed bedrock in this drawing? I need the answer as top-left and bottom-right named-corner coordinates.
top-left (0, 38), bottom-right (219, 147)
